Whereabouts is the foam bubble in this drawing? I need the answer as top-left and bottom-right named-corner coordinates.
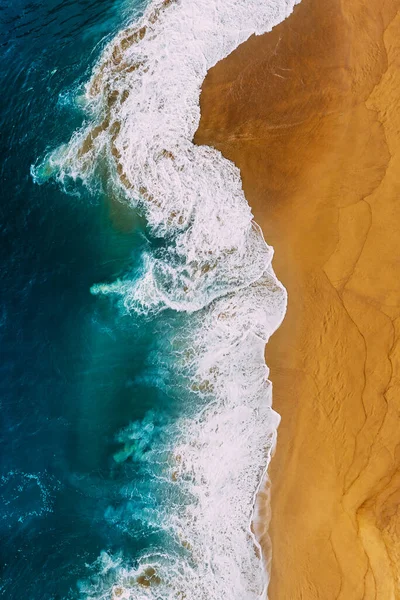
top-left (0, 470), bottom-right (61, 525)
top-left (33, 0), bottom-right (300, 597)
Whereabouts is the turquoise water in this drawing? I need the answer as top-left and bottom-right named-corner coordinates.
top-left (1, 0), bottom-right (295, 597)
top-left (0, 0), bottom-right (188, 596)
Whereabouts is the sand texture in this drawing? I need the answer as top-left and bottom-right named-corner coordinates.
top-left (195, 0), bottom-right (400, 597)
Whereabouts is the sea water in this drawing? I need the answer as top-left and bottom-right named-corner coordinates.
top-left (1, 0), bottom-right (298, 598)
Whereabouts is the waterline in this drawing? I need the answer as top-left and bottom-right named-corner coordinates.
top-left (33, 0), bottom-right (300, 597)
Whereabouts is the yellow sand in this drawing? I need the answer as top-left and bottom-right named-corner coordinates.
top-left (195, 0), bottom-right (400, 597)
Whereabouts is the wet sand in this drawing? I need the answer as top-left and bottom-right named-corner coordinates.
top-left (195, 0), bottom-right (400, 597)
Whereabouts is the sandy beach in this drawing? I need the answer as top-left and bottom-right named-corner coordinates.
top-left (196, 0), bottom-right (400, 597)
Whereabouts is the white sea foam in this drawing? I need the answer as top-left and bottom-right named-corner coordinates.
top-left (33, 0), bottom-right (300, 597)
top-left (0, 470), bottom-right (61, 524)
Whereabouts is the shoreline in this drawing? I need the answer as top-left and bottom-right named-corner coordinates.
top-left (196, 0), bottom-right (400, 597)
top-left (46, 0), bottom-right (301, 597)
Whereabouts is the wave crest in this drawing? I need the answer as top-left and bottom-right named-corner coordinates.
top-left (33, 0), bottom-right (300, 597)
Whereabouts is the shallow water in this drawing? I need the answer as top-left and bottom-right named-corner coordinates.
top-left (1, 0), bottom-right (296, 598)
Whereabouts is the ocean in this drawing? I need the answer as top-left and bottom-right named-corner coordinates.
top-left (0, 0), bottom-right (297, 598)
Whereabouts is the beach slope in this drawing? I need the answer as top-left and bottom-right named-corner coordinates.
top-left (195, 0), bottom-right (400, 597)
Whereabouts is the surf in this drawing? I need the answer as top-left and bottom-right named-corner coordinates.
top-left (32, 0), bottom-right (300, 597)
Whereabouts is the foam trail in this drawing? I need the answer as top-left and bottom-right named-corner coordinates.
top-left (32, 0), bottom-right (300, 597)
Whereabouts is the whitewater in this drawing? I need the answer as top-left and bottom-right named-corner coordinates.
top-left (33, 0), bottom-right (300, 597)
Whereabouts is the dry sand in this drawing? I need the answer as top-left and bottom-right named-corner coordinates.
top-left (195, 0), bottom-right (400, 597)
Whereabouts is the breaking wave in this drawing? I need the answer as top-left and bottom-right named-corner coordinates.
top-left (32, 0), bottom-right (299, 597)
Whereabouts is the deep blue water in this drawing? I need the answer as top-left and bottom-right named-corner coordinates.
top-left (0, 1), bottom-right (187, 597)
